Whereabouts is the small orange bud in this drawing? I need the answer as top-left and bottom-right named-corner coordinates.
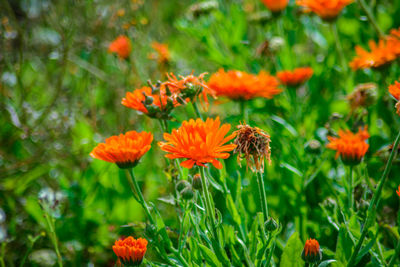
top-left (261, 0), bottom-right (289, 13)
top-left (301, 238), bottom-right (322, 263)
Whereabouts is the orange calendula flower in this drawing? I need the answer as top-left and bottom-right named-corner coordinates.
top-left (301, 238), bottom-right (322, 263)
top-left (261, 0), bottom-right (289, 13)
top-left (277, 67), bottom-right (313, 87)
top-left (388, 80), bottom-right (400, 116)
top-left (208, 69), bottom-right (281, 100)
top-left (163, 72), bottom-right (216, 107)
top-left (296, 0), bottom-right (353, 20)
top-left (122, 86), bottom-right (180, 115)
top-left (350, 28), bottom-right (400, 70)
top-left (113, 236), bottom-right (148, 266)
top-left (158, 117), bottom-right (237, 169)
top-left (326, 127), bottom-right (369, 166)
top-left (90, 131), bottom-right (153, 169)
top-left (150, 42), bottom-right (170, 63)
top-left (109, 35), bottom-right (132, 59)
top-left (397, 185), bottom-right (400, 198)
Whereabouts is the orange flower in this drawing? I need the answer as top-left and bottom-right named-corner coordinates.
top-left (389, 80), bottom-right (400, 100)
top-left (122, 86), bottom-right (180, 115)
top-left (150, 42), bottom-right (170, 63)
top-left (208, 69), bottom-right (281, 100)
top-left (327, 127), bottom-right (369, 165)
top-left (277, 67), bottom-right (313, 87)
top-left (109, 35), bottom-right (132, 59)
top-left (301, 238), bottom-right (322, 263)
top-left (350, 29), bottom-right (400, 70)
top-left (163, 72), bottom-right (216, 106)
top-left (158, 117), bottom-right (237, 169)
top-left (397, 185), bottom-right (400, 198)
top-left (261, 0), bottom-right (289, 12)
top-left (113, 236), bottom-right (148, 266)
top-left (90, 131), bottom-right (153, 168)
top-left (296, 0), bottom-right (353, 20)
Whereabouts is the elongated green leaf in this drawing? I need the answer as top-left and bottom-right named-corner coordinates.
top-left (198, 243), bottom-right (223, 267)
top-left (280, 232), bottom-right (304, 267)
top-left (318, 259), bottom-right (337, 267)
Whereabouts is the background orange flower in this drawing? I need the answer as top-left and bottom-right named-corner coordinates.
top-left (261, 0), bottom-right (289, 12)
top-left (208, 69), bottom-right (281, 100)
top-left (389, 80), bottom-right (400, 100)
top-left (90, 131), bottom-right (153, 168)
top-left (108, 35), bottom-right (132, 59)
top-left (327, 127), bottom-right (369, 165)
top-left (277, 67), bottom-right (313, 86)
top-left (296, 0), bottom-right (353, 20)
top-left (150, 42), bottom-right (170, 63)
top-left (158, 117), bottom-right (237, 169)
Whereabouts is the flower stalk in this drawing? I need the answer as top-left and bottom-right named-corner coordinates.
top-left (347, 129), bottom-right (400, 267)
top-left (257, 171), bottom-right (269, 222)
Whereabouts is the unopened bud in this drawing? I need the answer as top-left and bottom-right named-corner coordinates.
top-left (264, 217), bottom-right (278, 232)
top-left (180, 186), bottom-right (194, 200)
top-left (192, 174), bottom-right (202, 190)
top-left (176, 180), bottom-right (190, 192)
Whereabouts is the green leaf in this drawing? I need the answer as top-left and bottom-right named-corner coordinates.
top-left (318, 259), bottom-right (337, 267)
top-left (280, 232), bottom-right (304, 267)
top-left (334, 224), bottom-right (353, 266)
top-left (198, 243), bottom-right (223, 267)
top-left (225, 194), bottom-right (241, 226)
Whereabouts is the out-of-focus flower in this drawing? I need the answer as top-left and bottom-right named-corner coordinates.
top-left (261, 0), bottom-right (289, 13)
top-left (277, 67), bottom-right (313, 87)
top-left (90, 131), bottom-right (153, 169)
top-left (234, 123), bottom-right (271, 172)
top-left (163, 72), bottom-right (216, 107)
top-left (188, 1), bottom-right (218, 18)
top-left (158, 117), bottom-right (236, 169)
top-left (304, 140), bottom-right (322, 154)
top-left (389, 80), bottom-right (400, 115)
top-left (326, 127), bottom-right (369, 165)
top-left (301, 238), bottom-right (322, 263)
top-left (113, 236), bottom-right (148, 266)
top-left (149, 42), bottom-right (170, 63)
top-left (296, 0), bottom-right (353, 20)
top-left (108, 35), bottom-right (132, 59)
top-left (347, 83), bottom-right (377, 111)
top-left (208, 69), bottom-right (281, 100)
top-left (350, 28), bottom-right (400, 70)
top-left (397, 185), bottom-right (400, 198)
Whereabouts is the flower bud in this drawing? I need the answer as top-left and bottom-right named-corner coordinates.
top-left (192, 174), bottom-right (202, 190)
top-left (176, 180), bottom-right (190, 192)
top-left (264, 217), bottom-right (278, 232)
top-left (301, 238), bottom-right (322, 264)
top-left (180, 186), bottom-right (194, 200)
top-left (304, 140), bottom-right (322, 154)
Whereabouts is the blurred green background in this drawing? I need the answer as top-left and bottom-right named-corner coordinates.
top-left (1, 0), bottom-right (400, 266)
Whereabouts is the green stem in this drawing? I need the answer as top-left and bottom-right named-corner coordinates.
top-left (0, 242), bottom-right (6, 267)
top-left (356, 0), bottom-right (385, 38)
top-left (388, 236), bottom-right (400, 267)
top-left (347, 129), bottom-right (400, 267)
top-left (256, 171), bottom-right (269, 222)
top-left (240, 101), bottom-right (249, 122)
top-left (43, 211), bottom-right (63, 267)
top-left (331, 23), bottom-right (348, 72)
top-left (125, 169), bottom-right (155, 225)
top-left (192, 102), bottom-right (203, 120)
top-left (348, 166), bottom-right (354, 210)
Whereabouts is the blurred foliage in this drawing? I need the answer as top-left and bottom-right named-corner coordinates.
top-left (1, 0), bottom-right (400, 266)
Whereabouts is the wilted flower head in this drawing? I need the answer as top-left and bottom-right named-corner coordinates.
top-left (350, 28), bottom-right (400, 70)
top-left (347, 83), bottom-right (377, 111)
top-left (261, 0), bottom-right (289, 13)
top-left (234, 123), bottom-right (271, 172)
top-left (90, 131), bottom-right (153, 169)
top-left (158, 117), bottom-right (236, 169)
top-left (108, 35), bottom-right (132, 59)
top-left (301, 238), bottom-right (322, 263)
top-left (208, 69), bottom-right (281, 100)
top-left (113, 236), bottom-right (148, 266)
top-left (326, 127), bottom-right (369, 166)
top-left (149, 42), bottom-right (170, 63)
top-left (277, 67), bottom-right (313, 87)
top-left (296, 0), bottom-right (353, 20)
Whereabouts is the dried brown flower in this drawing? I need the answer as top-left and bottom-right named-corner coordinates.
top-left (234, 123), bottom-right (271, 172)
